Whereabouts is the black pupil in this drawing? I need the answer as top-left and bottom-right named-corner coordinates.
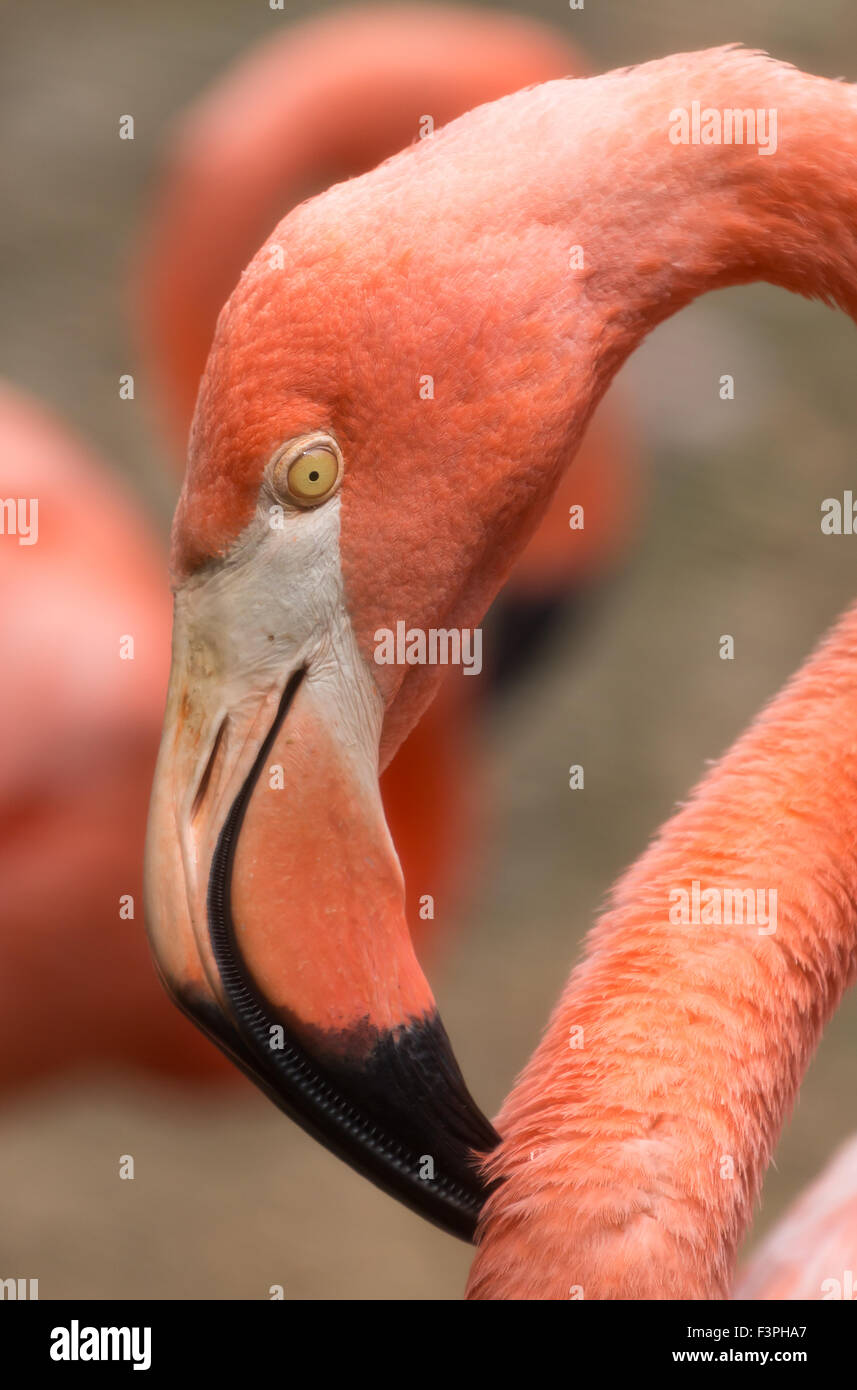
top-left (309, 470), bottom-right (319, 482)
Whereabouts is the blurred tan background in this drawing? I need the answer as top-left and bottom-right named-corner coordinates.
top-left (3, 0), bottom-right (857, 1298)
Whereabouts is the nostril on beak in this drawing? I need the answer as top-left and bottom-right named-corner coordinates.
top-left (191, 716), bottom-right (229, 825)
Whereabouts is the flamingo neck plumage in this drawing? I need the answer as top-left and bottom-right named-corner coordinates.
top-left (464, 49), bottom-right (857, 1299)
top-left (529, 49), bottom-right (857, 412)
top-left (470, 604), bottom-right (857, 1299)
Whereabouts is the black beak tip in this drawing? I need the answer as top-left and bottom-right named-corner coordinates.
top-left (171, 981), bottom-right (499, 1242)
top-left (310, 1010), bottom-right (501, 1238)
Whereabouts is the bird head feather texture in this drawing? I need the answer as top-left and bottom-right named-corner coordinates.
top-left (174, 47), bottom-right (857, 762)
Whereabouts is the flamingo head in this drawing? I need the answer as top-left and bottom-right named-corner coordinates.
top-left (144, 87), bottom-right (588, 1236)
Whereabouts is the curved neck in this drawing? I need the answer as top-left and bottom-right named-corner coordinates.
top-left (501, 49), bottom-right (857, 414)
top-left (465, 49), bottom-right (857, 1300)
top-left (471, 600), bottom-right (857, 1301)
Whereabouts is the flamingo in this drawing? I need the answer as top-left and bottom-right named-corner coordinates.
top-left (0, 10), bottom-right (630, 1096)
top-left (134, 3), bottom-right (639, 950)
top-left (0, 382), bottom-right (227, 1086)
top-left (142, 44), bottom-right (857, 1295)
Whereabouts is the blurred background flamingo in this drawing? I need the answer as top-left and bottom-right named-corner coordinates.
top-left (0, 382), bottom-right (229, 1086)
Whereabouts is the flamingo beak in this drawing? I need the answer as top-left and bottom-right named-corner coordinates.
top-left (144, 551), bottom-right (498, 1240)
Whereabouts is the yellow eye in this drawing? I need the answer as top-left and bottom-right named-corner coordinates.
top-left (271, 434), bottom-right (343, 507)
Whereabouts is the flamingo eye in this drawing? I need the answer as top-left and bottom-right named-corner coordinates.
top-left (271, 434), bottom-right (343, 507)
